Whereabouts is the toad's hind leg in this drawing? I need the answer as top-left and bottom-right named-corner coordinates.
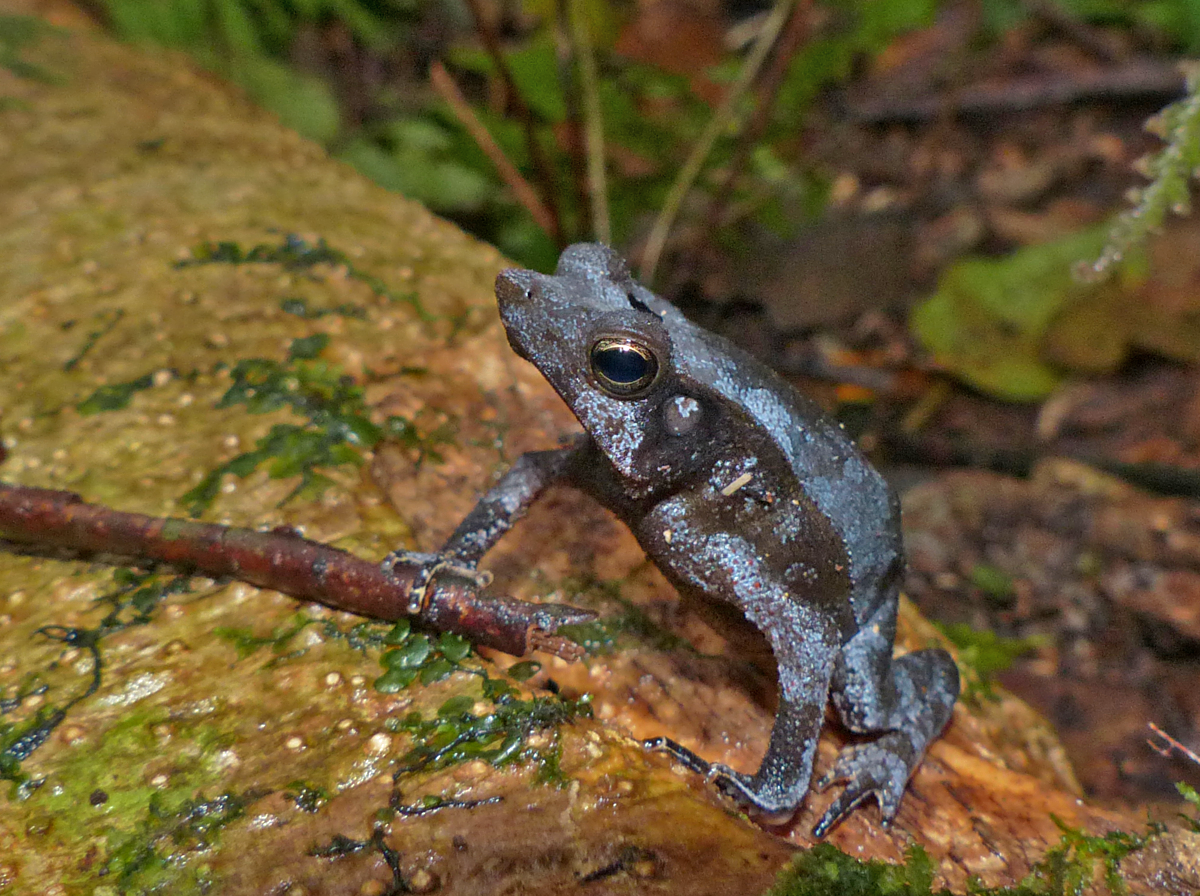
top-left (814, 596), bottom-right (959, 837)
top-left (709, 596), bottom-right (841, 820)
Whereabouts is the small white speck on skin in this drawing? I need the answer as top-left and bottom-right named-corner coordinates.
top-left (721, 472), bottom-right (754, 496)
top-left (324, 672), bottom-right (343, 688)
top-left (152, 369), bottom-right (172, 387)
top-left (365, 733), bottom-right (391, 755)
top-left (285, 736), bottom-right (305, 751)
top-left (157, 414), bottom-right (176, 426)
top-left (178, 392), bottom-right (194, 406)
top-left (150, 773), bottom-right (169, 787)
top-left (663, 529), bottom-right (672, 544)
top-left (6, 591), bottom-right (23, 606)
top-left (222, 434), bottom-right (239, 449)
top-left (336, 719), bottom-right (355, 731)
top-left (52, 448), bottom-right (67, 460)
top-left (349, 675), bottom-right (366, 688)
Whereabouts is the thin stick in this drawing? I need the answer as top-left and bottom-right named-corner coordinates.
top-left (707, 0), bottom-right (812, 233)
top-left (639, 0), bottom-right (794, 283)
top-left (429, 62), bottom-right (559, 240)
top-left (568, 0), bottom-right (610, 243)
top-left (462, 0), bottom-right (564, 244)
top-left (0, 482), bottom-right (591, 660)
top-left (1148, 721), bottom-right (1200, 767)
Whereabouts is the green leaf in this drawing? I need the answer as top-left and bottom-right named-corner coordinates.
top-left (507, 660), bottom-right (541, 682)
top-left (419, 657), bottom-right (455, 685)
top-left (911, 227), bottom-right (1118, 401)
top-left (382, 635), bottom-right (432, 670)
top-left (374, 667), bottom-right (418, 693)
top-left (383, 620), bottom-right (411, 645)
top-left (213, 0), bottom-right (261, 55)
top-left (438, 695), bottom-right (476, 718)
top-left (339, 127), bottom-right (492, 212)
top-left (436, 632), bottom-right (471, 662)
top-left (968, 564), bottom-right (1014, 601)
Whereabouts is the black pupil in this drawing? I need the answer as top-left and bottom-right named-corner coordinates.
top-left (595, 345), bottom-right (650, 385)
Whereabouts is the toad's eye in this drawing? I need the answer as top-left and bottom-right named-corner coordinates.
top-left (590, 337), bottom-right (659, 397)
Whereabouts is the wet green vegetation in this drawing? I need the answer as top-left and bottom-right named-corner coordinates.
top-left (0, 570), bottom-right (196, 792)
top-left (176, 233), bottom-right (429, 320)
top-left (768, 820), bottom-right (1162, 896)
top-left (180, 333), bottom-right (448, 515)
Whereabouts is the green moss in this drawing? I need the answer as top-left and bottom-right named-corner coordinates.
top-left (76, 372), bottom-right (157, 414)
top-left (279, 296), bottom-right (367, 320)
top-left (390, 690), bottom-right (591, 784)
top-left (553, 576), bottom-right (696, 656)
top-left (101, 788), bottom-right (264, 892)
top-left (767, 821), bottom-right (1162, 896)
top-left (362, 615), bottom-right (594, 785)
top-left (283, 780), bottom-right (328, 813)
top-left (175, 233), bottom-right (431, 320)
top-left (63, 308), bottom-right (126, 372)
top-left (0, 14), bottom-right (64, 83)
top-left (180, 335), bottom-right (451, 515)
top-left (0, 571), bottom-right (195, 789)
top-left (213, 613), bottom-right (316, 661)
top-left (936, 621), bottom-right (1048, 705)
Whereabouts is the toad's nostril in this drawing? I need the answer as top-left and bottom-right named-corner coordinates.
top-left (495, 269), bottom-right (536, 305)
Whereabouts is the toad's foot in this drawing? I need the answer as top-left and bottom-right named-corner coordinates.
top-left (812, 732), bottom-right (914, 837)
top-left (643, 739), bottom-right (800, 824)
top-left (381, 550), bottom-right (494, 614)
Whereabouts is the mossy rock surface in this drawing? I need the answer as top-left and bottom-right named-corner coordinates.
top-left (0, 6), bottom-right (1195, 896)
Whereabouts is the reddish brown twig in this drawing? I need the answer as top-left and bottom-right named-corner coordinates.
top-left (0, 482), bottom-right (591, 661)
top-left (461, 0), bottom-right (564, 245)
top-left (429, 62), bottom-right (559, 239)
top-left (1149, 722), bottom-right (1200, 768)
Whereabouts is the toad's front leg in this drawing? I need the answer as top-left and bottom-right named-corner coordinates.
top-left (383, 445), bottom-right (582, 611)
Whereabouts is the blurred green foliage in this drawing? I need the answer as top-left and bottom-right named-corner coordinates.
top-left (91, 0), bottom-right (945, 268)
top-left (911, 226), bottom-right (1146, 401)
top-left (93, 0), bottom-right (1200, 402)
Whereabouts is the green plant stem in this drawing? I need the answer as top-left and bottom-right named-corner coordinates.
top-left (639, 0), bottom-right (794, 283)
